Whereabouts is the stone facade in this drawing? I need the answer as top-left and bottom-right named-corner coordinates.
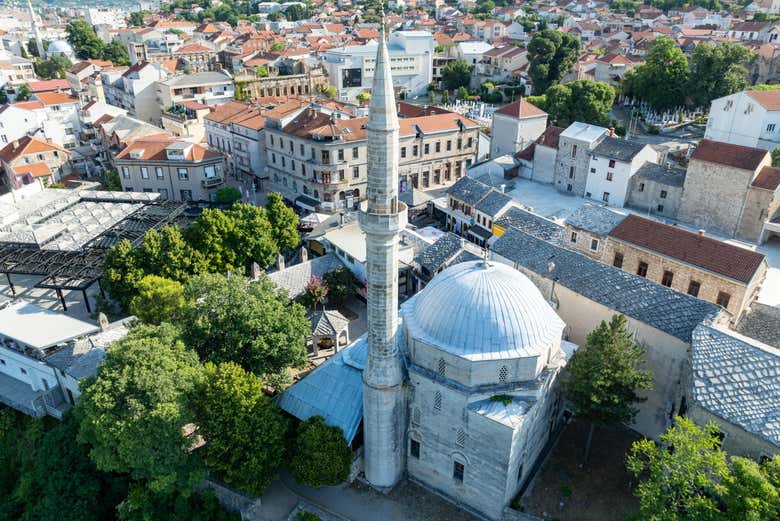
top-left (626, 171), bottom-right (684, 218)
top-left (553, 124), bottom-right (607, 195)
top-left (233, 68), bottom-right (328, 100)
top-left (737, 185), bottom-right (780, 241)
top-left (688, 404), bottom-right (779, 460)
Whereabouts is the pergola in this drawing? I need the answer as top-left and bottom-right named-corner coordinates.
top-left (0, 200), bottom-right (196, 312)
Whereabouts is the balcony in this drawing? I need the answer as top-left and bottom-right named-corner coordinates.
top-left (202, 176), bottom-right (224, 188)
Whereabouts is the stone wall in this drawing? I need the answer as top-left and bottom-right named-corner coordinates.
top-left (553, 135), bottom-right (596, 196)
top-left (737, 186), bottom-right (780, 242)
top-left (198, 479), bottom-right (261, 516)
top-left (627, 176), bottom-right (683, 219)
top-left (687, 404), bottom-right (779, 460)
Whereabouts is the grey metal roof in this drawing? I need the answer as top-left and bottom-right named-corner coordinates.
top-left (634, 162), bottom-right (687, 187)
top-left (447, 176), bottom-right (493, 206)
top-left (398, 188), bottom-right (433, 208)
top-left (267, 253), bottom-right (343, 298)
top-left (162, 71), bottom-right (232, 87)
top-left (592, 136), bottom-right (647, 162)
top-left (277, 334), bottom-right (367, 443)
top-left (475, 190), bottom-right (512, 216)
top-left (691, 324), bottom-right (780, 448)
top-left (491, 227), bottom-right (720, 343)
top-left (308, 309), bottom-right (350, 336)
top-left (495, 207), bottom-right (563, 242)
top-left (45, 320), bottom-right (130, 379)
top-left (735, 303), bottom-right (780, 349)
top-left (415, 232), bottom-right (478, 273)
top-left (564, 204), bottom-right (626, 236)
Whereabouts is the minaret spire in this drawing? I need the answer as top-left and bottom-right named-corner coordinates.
top-left (27, 0), bottom-right (45, 60)
top-left (359, 16), bottom-right (407, 489)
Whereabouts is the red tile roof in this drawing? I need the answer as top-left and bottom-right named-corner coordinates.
top-left (494, 98), bottom-right (546, 118)
top-left (536, 125), bottom-right (564, 149)
top-left (752, 165), bottom-right (780, 190)
top-left (746, 89), bottom-right (780, 111)
top-left (115, 136), bottom-right (221, 162)
top-left (691, 139), bottom-right (768, 171)
top-left (27, 79), bottom-right (70, 93)
top-left (13, 161), bottom-right (52, 178)
top-left (35, 92), bottom-right (79, 106)
top-left (609, 214), bottom-right (766, 283)
top-left (0, 136), bottom-right (67, 164)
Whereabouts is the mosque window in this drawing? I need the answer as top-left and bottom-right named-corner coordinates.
top-left (410, 439), bottom-right (420, 459)
top-left (433, 391), bottom-right (442, 412)
top-left (453, 461), bottom-right (464, 482)
top-left (498, 365), bottom-right (509, 383)
top-left (412, 407), bottom-right (421, 426)
top-left (437, 358), bottom-right (446, 377)
top-left (456, 429), bottom-right (466, 448)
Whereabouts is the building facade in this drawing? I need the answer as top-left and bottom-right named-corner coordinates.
top-left (553, 122), bottom-right (608, 195)
top-left (489, 99), bottom-right (547, 158)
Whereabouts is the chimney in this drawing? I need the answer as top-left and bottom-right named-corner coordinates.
top-left (276, 253), bottom-right (285, 271)
top-left (250, 261), bottom-right (261, 280)
top-left (609, 127), bottom-right (615, 137)
top-left (300, 246), bottom-right (308, 263)
top-left (98, 312), bottom-right (109, 332)
top-left (11, 140), bottom-right (19, 150)
top-left (499, 183), bottom-right (506, 193)
top-left (698, 229), bottom-right (705, 236)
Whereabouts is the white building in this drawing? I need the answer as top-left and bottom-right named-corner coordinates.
top-left (584, 136), bottom-right (658, 207)
top-left (704, 89), bottom-right (780, 150)
top-left (489, 99), bottom-right (548, 158)
top-left (155, 70), bottom-right (235, 109)
top-left (321, 31), bottom-right (434, 101)
top-left (456, 40), bottom-right (493, 67)
top-left (86, 8), bottom-right (128, 30)
top-left (0, 101), bottom-right (46, 147)
top-left (102, 61), bottom-right (170, 124)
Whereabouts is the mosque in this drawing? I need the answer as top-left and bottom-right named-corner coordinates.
top-left (278, 19), bottom-right (575, 521)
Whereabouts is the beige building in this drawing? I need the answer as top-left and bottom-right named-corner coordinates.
top-left (114, 135), bottom-right (226, 201)
top-left (161, 100), bottom-right (212, 143)
top-left (0, 136), bottom-right (71, 189)
top-left (233, 66), bottom-right (328, 100)
top-left (678, 139), bottom-right (780, 243)
top-left (265, 107), bottom-right (480, 212)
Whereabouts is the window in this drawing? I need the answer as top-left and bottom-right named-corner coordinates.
top-left (270, 135), bottom-right (274, 146)
top-left (121, 166), bottom-right (130, 179)
top-left (180, 189), bottom-right (192, 201)
top-left (568, 166), bottom-right (575, 179)
top-left (437, 358), bottom-right (446, 377)
top-left (657, 204), bottom-right (664, 213)
top-left (0, 135), bottom-right (6, 144)
top-left (637, 261), bottom-right (648, 277)
top-left (155, 167), bottom-right (164, 179)
top-left (300, 143), bottom-right (305, 155)
top-left (158, 188), bottom-right (168, 199)
top-left (768, 123), bottom-right (776, 132)
top-left (687, 280), bottom-right (701, 297)
top-left (660, 190), bottom-right (667, 199)
top-left (602, 192), bottom-right (610, 203)
top-left (338, 149), bottom-right (344, 161)
top-left (281, 157), bottom-right (286, 168)
top-left (352, 147), bottom-right (358, 159)
top-left (435, 142), bottom-right (441, 153)
top-left (141, 167), bottom-right (149, 179)
top-left (353, 166), bottom-right (359, 178)
top-left (716, 291), bottom-right (731, 309)
top-left (125, 187), bottom-right (134, 192)
top-left (566, 183), bottom-right (573, 192)
top-left (410, 439), bottom-right (420, 459)
top-left (453, 461), bottom-right (464, 482)
top-left (424, 143), bottom-right (430, 155)
top-left (613, 252), bottom-right (624, 268)
top-left (456, 429), bottom-right (466, 447)
top-left (571, 144), bottom-right (578, 158)
top-left (446, 140), bottom-right (451, 151)
top-left (272, 153), bottom-right (276, 164)
top-left (433, 391), bottom-right (442, 411)
top-left (401, 147), bottom-right (407, 158)
top-left (498, 365), bottom-right (508, 383)
top-left (608, 159), bottom-right (616, 168)
top-left (590, 167), bottom-right (596, 173)
top-left (143, 188), bottom-right (153, 193)
top-left (413, 145), bottom-right (419, 156)
top-left (662, 270), bottom-right (674, 287)
top-left (638, 182), bottom-right (645, 192)
top-left (178, 168), bottom-right (188, 180)
top-left (606, 172), bottom-right (613, 181)
top-left (590, 238), bottom-right (599, 252)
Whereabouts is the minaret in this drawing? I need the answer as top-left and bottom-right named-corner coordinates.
top-left (358, 13), bottom-right (407, 489)
top-left (27, 0), bottom-right (45, 60)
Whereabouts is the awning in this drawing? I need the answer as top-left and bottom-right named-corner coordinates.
top-left (468, 225), bottom-right (493, 241)
top-left (295, 195), bottom-right (320, 212)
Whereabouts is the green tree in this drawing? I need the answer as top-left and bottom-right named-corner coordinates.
top-left (187, 205), bottom-right (278, 273)
top-left (622, 37), bottom-right (689, 111)
top-left (441, 60), bottom-right (472, 91)
top-left (687, 42), bottom-right (754, 109)
top-left (457, 86), bottom-right (469, 100)
top-left (527, 29), bottom-right (581, 94)
top-left (104, 168), bottom-right (122, 191)
top-left (127, 10), bottom-right (150, 27)
top-left (270, 41), bottom-right (286, 52)
top-left (773, 148), bottom-right (780, 167)
top-left (193, 362), bottom-right (289, 494)
top-left (103, 38), bottom-right (130, 66)
top-left (536, 80), bottom-right (616, 127)
top-left (177, 273), bottom-right (309, 377)
top-left (284, 4), bottom-right (310, 20)
top-left (626, 417), bottom-right (730, 521)
top-left (323, 267), bottom-right (358, 305)
top-left (101, 239), bottom-right (145, 308)
top-left (441, 89), bottom-right (449, 104)
top-left (33, 55), bottom-right (72, 80)
top-left (265, 192), bottom-right (300, 252)
top-left (290, 416), bottom-right (352, 487)
top-left (15, 83), bottom-right (31, 101)
top-left (723, 456), bottom-right (780, 521)
top-left (66, 19), bottom-right (106, 60)
top-left (564, 314), bottom-right (653, 463)
top-left (300, 274), bottom-right (328, 310)
top-left (139, 225), bottom-right (207, 284)
top-left (255, 65), bottom-right (269, 77)
top-left (129, 275), bottom-right (186, 324)
top-left (16, 412), bottom-right (127, 521)
top-left (118, 485), bottom-right (237, 521)
top-left (356, 91), bottom-right (371, 104)
top-left (215, 186), bottom-right (242, 203)
top-left (77, 323), bottom-right (205, 496)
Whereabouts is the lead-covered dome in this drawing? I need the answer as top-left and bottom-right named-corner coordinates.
top-left (402, 260), bottom-right (564, 361)
top-left (47, 40), bottom-right (74, 54)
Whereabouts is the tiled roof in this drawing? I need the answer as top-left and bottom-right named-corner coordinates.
top-left (415, 232), bottom-right (479, 273)
top-left (115, 136), bottom-right (221, 162)
top-left (494, 98), bottom-right (547, 118)
top-left (308, 309), bottom-right (350, 336)
top-left (691, 324), bottom-right (780, 448)
top-left (495, 206), bottom-right (563, 242)
top-left (536, 125), bottom-right (564, 149)
top-left (475, 190), bottom-right (512, 216)
top-left (592, 136), bottom-right (647, 162)
top-left (491, 227), bottom-right (720, 342)
top-left (565, 204), bottom-right (626, 236)
top-left (735, 303), bottom-right (780, 349)
top-left (0, 136), bottom-right (66, 164)
top-left (35, 92), bottom-right (79, 106)
top-left (609, 214), bottom-right (765, 283)
top-left (691, 139), bottom-right (768, 171)
top-left (448, 176), bottom-right (493, 206)
top-left (267, 253), bottom-right (343, 298)
top-left (13, 161), bottom-right (52, 178)
top-left (634, 162), bottom-right (686, 187)
top-left (752, 165), bottom-right (780, 190)
top-left (746, 89), bottom-right (780, 111)
top-left (27, 79), bottom-right (70, 92)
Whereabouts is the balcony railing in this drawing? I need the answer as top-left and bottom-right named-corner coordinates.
top-left (202, 176), bottom-right (224, 188)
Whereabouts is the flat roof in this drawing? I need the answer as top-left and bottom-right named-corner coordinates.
top-left (0, 301), bottom-right (99, 350)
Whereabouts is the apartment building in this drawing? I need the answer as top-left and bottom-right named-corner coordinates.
top-left (584, 135), bottom-right (658, 208)
top-left (155, 71), bottom-right (235, 109)
top-left (161, 100), bottom-right (212, 143)
top-left (114, 135), bottom-right (226, 201)
top-left (553, 122), bottom-right (608, 195)
top-left (0, 135), bottom-right (71, 188)
top-left (705, 89), bottom-right (780, 150)
top-left (264, 107), bottom-right (479, 212)
top-left (102, 61), bottom-right (170, 124)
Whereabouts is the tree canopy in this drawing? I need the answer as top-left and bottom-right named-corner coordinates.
top-left (176, 273), bottom-right (309, 377)
top-left (527, 29), bottom-right (581, 95)
top-left (66, 19), bottom-right (106, 60)
top-left (193, 362), bottom-right (289, 494)
top-left (290, 416), bottom-right (352, 487)
top-left (441, 60), bottom-right (472, 91)
top-left (687, 42), bottom-right (754, 109)
top-left (77, 323), bottom-right (205, 496)
top-left (103, 38), bottom-right (131, 66)
top-left (15, 84), bottom-right (31, 102)
top-left (33, 55), bottom-right (72, 80)
top-left (527, 80), bottom-right (616, 128)
top-left (265, 192), bottom-right (300, 252)
top-left (129, 275), bottom-right (186, 325)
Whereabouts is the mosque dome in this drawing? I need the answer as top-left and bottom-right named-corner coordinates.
top-left (402, 260), bottom-right (564, 361)
top-left (47, 40), bottom-right (74, 55)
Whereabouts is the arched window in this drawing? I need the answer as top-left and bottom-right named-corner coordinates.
top-left (433, 391), bottom-right (442, 412)
top-left (499, 365), bottom-right (509, 383)
top-left (456, 428), bottom-right (466, 448)
top-left (412, 407), bottom-right (421, 426)
top-left (437, 358), bottom-right (446, 377)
